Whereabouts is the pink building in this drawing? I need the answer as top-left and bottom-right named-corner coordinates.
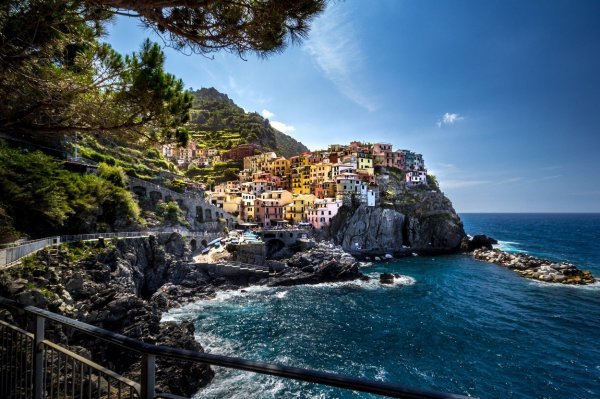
top-left (253, 190), bottom-right (293, 228)
top-left (392, 151), bottom-right (405, 170)
top-left (306, 198), bottom-right (343, 229)
top-left (372, 143), bottom-right (394, 167)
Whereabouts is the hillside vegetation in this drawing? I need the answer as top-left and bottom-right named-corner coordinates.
top-left (188, 88), bottom-right (308, 157)
top-left (0, 141), bottom-right (142, 242)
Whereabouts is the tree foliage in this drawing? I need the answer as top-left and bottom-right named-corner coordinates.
top-left (0, 0), bottom-right (325, 144)
top-left (87, 0), bottom-right (327, 56)
top-left (0, 1), bottom-right (191, 144)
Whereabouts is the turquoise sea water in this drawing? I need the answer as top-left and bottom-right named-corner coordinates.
top-left (164, 214), bottom-right (600, 398)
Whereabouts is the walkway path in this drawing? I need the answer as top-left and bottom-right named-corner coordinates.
top-left (0, 230), bottom-right (221, 268)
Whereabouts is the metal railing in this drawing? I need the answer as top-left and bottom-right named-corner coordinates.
top-left (0, 232), bottom-right (152, 268)
top-left (0, 231), bottom-right (228, 268)
top-left (0, 297), bottom-right (471, 399)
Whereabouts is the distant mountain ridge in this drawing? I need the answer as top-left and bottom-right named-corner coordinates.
top-left (188, 88), bottom-right (309, 158)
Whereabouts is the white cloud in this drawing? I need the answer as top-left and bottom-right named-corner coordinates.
top-left (304, 3), bottom-right (377, 111)
top-left (261, 109), bottom-right (274, 119)
top-left (270, 121), bottom-right (295, 134)
top-left (437, 112), bottom-right (464, 127)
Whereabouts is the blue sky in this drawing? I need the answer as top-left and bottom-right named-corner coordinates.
top-left (104, 0), bottom-right (600, 212)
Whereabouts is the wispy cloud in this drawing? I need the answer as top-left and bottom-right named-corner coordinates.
top-left (533, 174), bottom-right (562, 182)
top-left (539, 165), bottom-right (562, 171)
top-left (270, 121), bottom-right (295, 134)
top-left (494, 177), bottom-right (524, 185)
top-left (261, 109), bottom-right (274, 119)
top-left (304, 3), bottom-right (377, 111)
top-left (440, 179), bottom-right (490, 189)
top-left (437, 112), bottom-right (465, 128)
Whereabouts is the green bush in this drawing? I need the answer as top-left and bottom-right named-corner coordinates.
top-left (0, 141), bottom-right (142, 240)
top-left (98, 162), bottom-right (128, 188)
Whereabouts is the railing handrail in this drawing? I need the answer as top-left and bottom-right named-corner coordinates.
top-left (0, 297), bottom-right (470, 399)
top-left (0, 231), bottom-right (225, 267)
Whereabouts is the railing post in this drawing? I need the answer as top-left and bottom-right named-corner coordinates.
top-left (140, 353), bottom-right (156, 399)
top-left (33, 315), bottom-right (45, 399)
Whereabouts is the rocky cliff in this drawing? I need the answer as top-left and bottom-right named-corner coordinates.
top-left (0, 234), bottom-right (214, 396)
top-left (329, 171), bottom-right (466, 255)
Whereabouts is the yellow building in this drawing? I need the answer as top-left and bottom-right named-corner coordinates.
top-left (265, 157), bottom-right (290, 177)
top-left (310, 163), bottom-right (332, 185)
top-left (223, 195), bottom-right (242, 216)
top-left (241, 193), bottom-right (256, 221)
top-left (356, 153), bottom-right (374, 176)
top-left (243, 152), bottom-right (277, 172)
top-left (285, 194), bottom-right (316, 224)
top-left (291, 165), bottom-right (311, 195)
top-left (289, 154), bottom-right (309, 169)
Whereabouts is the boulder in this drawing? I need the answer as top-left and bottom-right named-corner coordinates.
top-left (380, 273), bottom-right (395, 284)
top-left (15, 289), bottom-right (48, 308)
top-left (461, 234), bottom-right (498, 252)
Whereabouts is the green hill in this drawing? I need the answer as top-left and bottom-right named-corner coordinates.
top-left (188, 88), bottom-right (309, 157)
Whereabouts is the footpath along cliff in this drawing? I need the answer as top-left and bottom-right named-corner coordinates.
top-left (328, 170), bottom-right (466, 256)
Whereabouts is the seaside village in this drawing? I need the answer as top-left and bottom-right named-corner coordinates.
top-left (162, 141), bottom-right (428, 230)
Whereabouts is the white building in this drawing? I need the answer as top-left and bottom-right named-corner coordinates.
top-left (406, 170), bottom-right (427, 185)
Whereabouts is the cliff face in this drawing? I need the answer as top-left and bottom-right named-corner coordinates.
top-left (329, 173), bottom-right (466, 255)
top-left (0, 234), bottom-right (214, 396)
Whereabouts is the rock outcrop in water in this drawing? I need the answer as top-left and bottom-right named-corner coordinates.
top-left (328, 171), bottom-right (466, 255)
top-left (472, 248), bottom-right (596, 285)
top-left (268, 241), bottom-right (364, 286)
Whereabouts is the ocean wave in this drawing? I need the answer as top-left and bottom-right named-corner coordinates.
top-left (274, 290), bottom-right (288, 299)
top-left (162, 274), bottom-right (416, 324)
top-left (494, 240), bottom-right (528, 253)
top-left (527, 279), bottom-right (600, 290)
top-left (298, 274), bottom-right (416, 290)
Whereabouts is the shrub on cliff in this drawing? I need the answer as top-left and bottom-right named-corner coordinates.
top-left (98, 162), bottom-right (128, 188)
top-left (0, 141), bottom-right (142, 241)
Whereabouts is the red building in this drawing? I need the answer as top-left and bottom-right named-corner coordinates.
top-left (222, 144), bottom-right (262, 162)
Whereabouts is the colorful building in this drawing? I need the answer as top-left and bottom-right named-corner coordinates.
top-left (309, 163), bottom-right (333, 185)
top-left (306, 198), bottom-right (343, 229)
top-left (284, 194), bottom-right (316, 225)
top-left (314, 180), bottom-right (336, 199)
top-left (254, 190), bottom-right (294, 228)
top-left (291, 165), bottom-right (311, 195)
top-left (406, 170), bottom-right (427, 185)
top-left (356, 152), bottom-right (374, 177)
top-left (241, 193), bottom-right (256, 221)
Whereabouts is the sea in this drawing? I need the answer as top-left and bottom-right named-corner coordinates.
top-left (162, 213), bottom-right (600, 399)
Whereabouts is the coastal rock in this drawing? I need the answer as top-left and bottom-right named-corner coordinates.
top-left (328, 183), bottom-right (466, 256)
top-left (270, 242), bottom-right (363, 286)
top-left (153, 321), bottom-right (214, 396)
top-left (380, 273), bottom-right (395, 284)
top-left (471, 248), bottom-right (596, 285)
top-left (0, 234), bottom-right (214, 395)
top-left (14, 289), bottom-right (48, 308)
top-left (460, 234), bottom-right (498, 252)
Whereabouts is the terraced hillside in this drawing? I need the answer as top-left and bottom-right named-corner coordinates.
top-left (188, 87), bottom-right (308, 157)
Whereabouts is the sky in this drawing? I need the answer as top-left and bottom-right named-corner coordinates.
top-left (104, 0), bottom-right (600, 213)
